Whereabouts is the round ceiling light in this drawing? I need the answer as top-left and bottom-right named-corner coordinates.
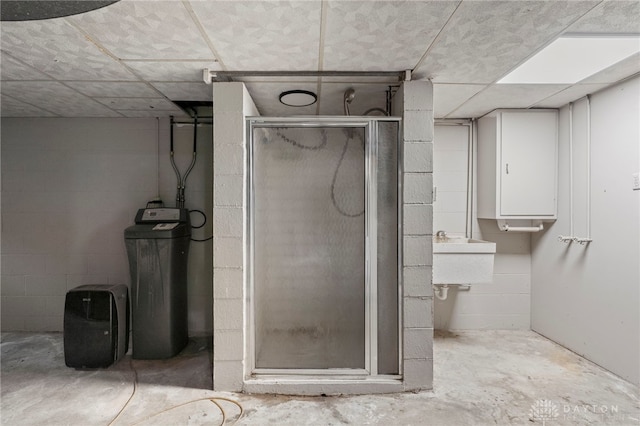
top-left (279, 90), bottom-right (317, 107)
top-left (1, 1), bottom-right (119, 21)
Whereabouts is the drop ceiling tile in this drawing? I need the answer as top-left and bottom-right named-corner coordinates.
top-left (318, 83), bottom-right (389, 116)
top-left (1, 81), bottom-right (122, 117)
top-left (95, 97), bottom-right (181, 112)
top-left (579, 52), bottom-right (640, 84)
top-left (532, 84), bottom-right (610, 108)
top-left (124, 60), bottom-right (222, 82)
top-left (1, 95), bottom-right (57, 117)
top-left (0, 20), bottom-right (136, 81)
top-left (151, 82), bottom-right (213, 102)
top-left (433, 84), bottom-right (486, 119)
top-left (568, 0), bottom-right (640, 33)
top-left (415, 0), bottom-right (599, 83)
top-left (69, 0), bottom-right (214, 60)
top-left (447, 84), bottom-right (569, 118)
top-left (323, 1), bottom-right (457, 71)
top-left (0, 53), bottom-right (52, 81)
top-left (190, 1), bottom-right (322, 70)
top-left (66, 82), bottom-right (160, 98)
top-left (243, 82), bottom-right (319, 116)
top-left (118, 109), bottom-right (189, 118)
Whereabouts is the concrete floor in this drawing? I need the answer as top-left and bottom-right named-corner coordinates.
top-left (1, 330), bottom-right (638, 425)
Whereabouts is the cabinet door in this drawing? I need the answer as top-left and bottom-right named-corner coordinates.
top-left (500, 111), bottom-right (557, 216)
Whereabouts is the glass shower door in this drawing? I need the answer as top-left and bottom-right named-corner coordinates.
top-left (251, 125), bottom-right (366, 370)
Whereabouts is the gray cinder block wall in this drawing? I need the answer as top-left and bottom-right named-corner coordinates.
top-left (212, 81), bottom-right (433, 393)
top-left (395, 80), bottom-right (434, 391)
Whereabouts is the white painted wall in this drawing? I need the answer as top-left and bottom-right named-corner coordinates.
top-left (1, 117), bottom-right (213, 334)
top-left (531, 77), bottom-right (640, 385)
top-left (434, 123), bottom-right (531, 330)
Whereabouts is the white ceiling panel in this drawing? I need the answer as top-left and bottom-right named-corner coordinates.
top-left (69, 0), bottom-right (214, 60)
top-left (94, 97), bottom-right (182, 112)
top-left (243, 82), bottom-right (319, 116)
top-left (152, 82), bottom-right (213, 102)
top-left (414, 1), bottom-right (600, 83)
top-left (118, 109), bottom-right (189, 118)
top-left (124, 60), bottom-right (222, 82)
top-left (0, 0), bottom-right (638, 119)
top-left (1, 81), bottom-right (122, 117)
top-left (190, 1), bottom-right (322, 70)
top-left (532, 83), bottom-right (610, 108)
top-left (0, 19), bottom-right (136, 81)
top-left (0, 53), bottom-right (52, 81)
top-left (446, 84), bottom-right (569, 118)
top-left (322, 1), bottom-right (457, 71)
top-left (66, 82), bottom-right (160, 98)
top-left (433, 83), bottom-right (486, 119)
top-left (579, 53), bottom-right (640, 84)
top-left (0, 95), bottom-right (57, 117)
top-left (568, 0), bottom-right (640, 33)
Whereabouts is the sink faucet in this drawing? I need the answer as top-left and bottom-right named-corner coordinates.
top-left (436, 230), bottom-right (447, 238)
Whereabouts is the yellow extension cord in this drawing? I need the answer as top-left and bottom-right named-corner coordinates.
top-left (108, 357), bottom-right (244, 426)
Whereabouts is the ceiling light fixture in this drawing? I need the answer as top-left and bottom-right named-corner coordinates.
top-left (279, 90), bottom-right (317, 107)
top-left (1, 1), bottom-right (119, 21)
top-left (498, 35), bottom-right (640, 84)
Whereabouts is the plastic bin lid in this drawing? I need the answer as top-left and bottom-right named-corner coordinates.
top-left (124, 222), bottom-right (191, 239)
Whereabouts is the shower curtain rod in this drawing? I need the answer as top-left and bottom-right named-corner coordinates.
top-left (203, 69), bottom-right (410, 83)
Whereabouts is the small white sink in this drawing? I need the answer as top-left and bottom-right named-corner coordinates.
top-left (433, 236), bottom-right (496, 284)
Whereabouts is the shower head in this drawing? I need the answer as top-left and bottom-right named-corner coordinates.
top-left (344, 88), bottom-right (356, 104)
top-left (343, 88), bottom-right (356, 115)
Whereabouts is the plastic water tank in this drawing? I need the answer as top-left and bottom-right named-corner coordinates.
top-left (124, 208), bottom-right (190, 359)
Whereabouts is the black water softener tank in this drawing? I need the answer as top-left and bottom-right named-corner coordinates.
top-left (124, 208), bottom-right (190, 359)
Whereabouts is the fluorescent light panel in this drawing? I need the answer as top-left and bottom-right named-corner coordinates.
top-left (498, 36), bottom-right (640, 84)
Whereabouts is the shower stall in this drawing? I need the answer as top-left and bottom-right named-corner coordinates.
top-left (247, 118), bottom-right (401, 377)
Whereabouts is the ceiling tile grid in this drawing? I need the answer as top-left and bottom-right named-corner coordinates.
top-left (66, 81), bottom-right (161, 98)
top-left (0, 19), bottom-right (136, 81)
top-left (190, 0), bottom-right (322, 70)
top-left (151, 82), bottom-right (213, 102)
top-left (433, 83), bottom-right (486, 118)
top-left (94, 97), bottom-right (182, 112)
top-left (0, 94), bottom-right (58, 117)
top-left (567, 0), bottom-right (640, 33)
top-left (0, 0), bottom-right (638, 119)
top-left (0, 53), bottom-right (52, 81)
top-left (322, 0), bottom-right (458, 71)
top-left (123, 60), bottom-right (222, 82)
top-left (532, 83), bottom-right (610, 108)
top-left (414, 0), bottom-right (600, 83)
top-left (68, 0), bottom-right (215, 60)
top-left (1, 81), bottom-right (122, 117)
top-left (447, 84), bottom-right (570, 118)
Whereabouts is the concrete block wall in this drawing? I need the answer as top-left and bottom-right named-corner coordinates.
top-left (212, 83), bottom-right (258, 391)
top-left (1, 117), bottom-right (214, 334)
top-left (396, 80), bottom-right (434, 391)
top-left (0, 118), bottom-right (158, 331)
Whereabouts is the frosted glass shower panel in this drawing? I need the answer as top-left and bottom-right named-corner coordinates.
top-left (252, 126), bottom-right (366, 370)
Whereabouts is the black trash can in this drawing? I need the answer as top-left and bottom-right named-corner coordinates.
top-left (124, 208), bottom-right (190, 359)
top-left (64, 284), bottom-right (129, 369)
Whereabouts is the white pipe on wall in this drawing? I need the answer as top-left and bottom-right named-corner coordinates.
top-left (569, 102), bottom-right (575, 238)
top-left (586, 94), bottom-right (592, 241)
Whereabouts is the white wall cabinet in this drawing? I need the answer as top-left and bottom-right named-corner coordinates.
top-left (477, 109), bottom-right (558, 219)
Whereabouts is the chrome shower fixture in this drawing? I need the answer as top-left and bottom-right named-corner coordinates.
top-left (343, 88), bottom-right (356, 115)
